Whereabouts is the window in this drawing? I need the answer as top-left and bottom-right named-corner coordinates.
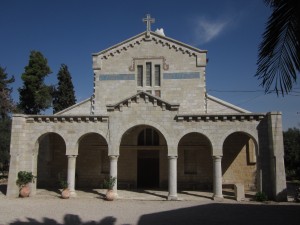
top-left (146, 62), bottom-right (152, 86)
top-left (137, 65), bottom-right (143, 86)
top-left (138, 128), bottom-right (159, 146)
top-left (154, 65), bottom-right (161, 86)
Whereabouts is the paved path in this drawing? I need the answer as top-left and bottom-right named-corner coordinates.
top-left (0, 189), bottom-right (299, 225)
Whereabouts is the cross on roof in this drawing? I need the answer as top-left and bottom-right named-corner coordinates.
top-left (143, 14), bottom-right (155, 32)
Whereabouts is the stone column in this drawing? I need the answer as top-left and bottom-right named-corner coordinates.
top-left (109, 155), bottom-right (119, 192)
top-left (168, 155), bottom-right (178, 200)
top-left (212, 155), bottom-right (223, 200)
top-left (67, 155), bottom-right (77, 197)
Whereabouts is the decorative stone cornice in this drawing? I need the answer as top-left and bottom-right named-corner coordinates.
top-left (106, 91), bottom-right (179, 112)
top-left (24, 115), bottom-right (109, 123)
top-left (175, 113), bottom-right (266, 122)
top-left (92, 31), bottom-right (207, 70)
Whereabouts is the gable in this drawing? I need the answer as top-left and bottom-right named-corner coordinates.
top-left (91, 30), bottom-right (208, 114)
top-left (55, 98), bottom-right (92, 115)
top-left (92, 31), bottom-right (207, 71)
top-left (206, 95), bottom-right (250, 114)
top-left (106, 91), bottom-right (179, 112)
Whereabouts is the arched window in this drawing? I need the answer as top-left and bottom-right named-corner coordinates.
top-left (138, 128), bottom-right (159, 146)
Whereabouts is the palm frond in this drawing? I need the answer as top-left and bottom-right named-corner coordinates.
top-left (256, 0), bottom-right (300, 95)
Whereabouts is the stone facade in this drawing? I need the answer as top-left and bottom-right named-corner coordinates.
top-left (7, 18), bottom-right (287, 201)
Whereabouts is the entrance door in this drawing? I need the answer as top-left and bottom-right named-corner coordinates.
top-left (137, 150), bottom-right (159, 188)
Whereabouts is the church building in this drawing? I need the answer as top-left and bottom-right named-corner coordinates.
top-left (7, 15), bottom-right (287, 201)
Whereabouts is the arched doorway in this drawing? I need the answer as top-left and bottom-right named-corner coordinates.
top-left (76, 133), bottom-right (108, 188)
top-left (36, 133), bottom-right (67, 188)
top-left (222, 132), bottom-right (257, 190)
top-left (119, 125), bottom-right (168, 189)
top-left (178, 132), bottom-right (213, 190)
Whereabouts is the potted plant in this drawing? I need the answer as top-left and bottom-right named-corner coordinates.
top-left (16, 171), bottom-right (36, 197)
top-left (59, 179), bottom-right (70, 199)
top-left (103, 176), bottom-right (117, 201)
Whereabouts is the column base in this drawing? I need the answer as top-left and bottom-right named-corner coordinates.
top-left (167, 195), bottom-right (178, 200)
top-left (212, 194), bottom-right (223, 201)
top-left (70, 190), bottom-right (77, 197)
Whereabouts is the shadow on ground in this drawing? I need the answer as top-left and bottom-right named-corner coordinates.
top-left (138, 203), bottom-right (300, 225)
top-left (7, 203), bottom-right (300, 225)
top-left (0, 183), bottom-right (7, 195)
top-left (9, 214), bottom-right (117, 225)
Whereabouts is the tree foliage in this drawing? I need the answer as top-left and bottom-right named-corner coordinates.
top-left (0, 66), bottom-right (15, 120)
top-left (0, 118), bottom-right (11, 166)
top-left (256, 0), bottom-right (300, 95)
top-left (53, 64), bottom-right (76, 114)
top-left (0, 67), bottom-right (15, 168)
top-left (18, 51), bottom-right (52, 114)
top-left (283, 127), bottom-right (300, 179)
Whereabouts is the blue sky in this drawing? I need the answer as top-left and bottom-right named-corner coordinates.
top-left (1, 0), bottom-right (299, 130)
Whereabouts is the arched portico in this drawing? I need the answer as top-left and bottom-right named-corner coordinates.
top-left (76, 132), bottom-right (109, 188)
top-left (222, 132), bottom-right (258, 191)
top-left (34, 132), bottom-right (67, 194)
top-left (118, 125), bottom-right (168, 189)
top-left (177, 132), bottom-right (213, 190)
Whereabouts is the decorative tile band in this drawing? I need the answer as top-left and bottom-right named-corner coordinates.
top-left (163, 72), bottom-right (200, 79)
top-left (99, 74), bottom-right (135, 81)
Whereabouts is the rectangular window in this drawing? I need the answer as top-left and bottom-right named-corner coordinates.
top-left (146, 62), bottom-right (152, 86)
top-left (146, 90), bottom-right (152, 94)
top-left (154, 65), bottom-right (161, 86)
top-left (137, 65), bottom-right (143, 86)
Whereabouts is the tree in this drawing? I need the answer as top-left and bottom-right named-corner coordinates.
top-left (18, 51), bottom-right (52, 114)
top-left (0, 66), bottom-right (15, 168)
top-left (53, 64), bottom-right (76, 114)
top-left (283, 127), bottom-right (300, 179)
top-left (0, 119), bottom-right (11, 168)
top-left (0, 66), bottom-right (15, 119)
top-left (256, 0), bottom-right (300, 95)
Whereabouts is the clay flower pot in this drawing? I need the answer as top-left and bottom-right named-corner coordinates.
top-left (61, 189), bottom-right (70, 199)
top-left (106, 189), bottom-right (116, 201)
top-left (19, 184), bottom-right (30, 197)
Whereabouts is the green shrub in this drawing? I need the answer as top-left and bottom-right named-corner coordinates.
top-left (16, 171), bottom-right (35, 187)
top-left (103, 176), bottom-right (116, 190)
top-left (254, 191), bottom-right (268, 202)
top-left (59, 180), bottom-right (68, 190)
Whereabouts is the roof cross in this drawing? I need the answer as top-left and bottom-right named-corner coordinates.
top-left (143, 14), bottom-right (155, 32)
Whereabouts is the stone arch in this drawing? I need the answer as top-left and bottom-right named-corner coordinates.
top-left (222, 131), bottom-right (258, 191)
top-left (177, 132), bottom-right (213, 190)
top-left (220, 128), bottom-right (259, 154)
top-left (118, 124), bottom-right (168, 189)
top-left (76, 132), bottom-right (109, 188)
top-left (176, 129), bottom-right (214, 154)
top-left (34, 132), bottom-right (67, 188)
top-left (114, 120), bottom-right (173, 155)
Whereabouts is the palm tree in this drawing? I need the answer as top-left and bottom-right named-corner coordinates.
top-left (256, 0), bottom-right (300, 95)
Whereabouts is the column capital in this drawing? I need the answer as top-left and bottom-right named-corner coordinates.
top-left (109, 155), bottom-right (119, 160)
top-left (212, 155), bottom-right (222, 160)
top-left (67, 155), bottom-right (77, 159)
